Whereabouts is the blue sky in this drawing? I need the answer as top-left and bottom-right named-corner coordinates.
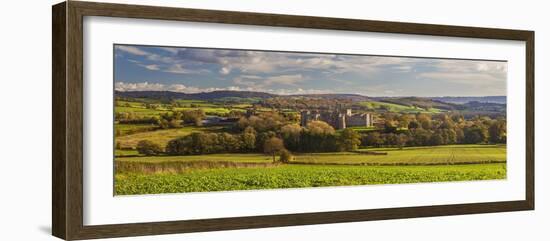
top-left (114, 44), bottom-right (507, 97)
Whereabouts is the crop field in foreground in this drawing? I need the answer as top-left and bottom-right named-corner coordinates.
top-left (114, 145), bottom-right (507, 195)
top-left (115, 163), bottom-right (506, 195)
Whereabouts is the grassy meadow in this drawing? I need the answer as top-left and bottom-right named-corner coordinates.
top-left (116, 145), bottom-right (506, 165)
top-left (115, 144), bottom-right (506, 194)
top-left (115, 126), bottom-right (220, 149)
top-left (358, 101), bottom-right (441, 113)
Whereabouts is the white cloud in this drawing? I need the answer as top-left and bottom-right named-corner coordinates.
top-left (126, 60), bottom-right (163, 72)
top-left (220, 67), bottom-right (231, 75)
top-left (264, 74), bottom-right (304, 86)
top-left (146, 54), bottom-right (175, 64)
top-left (115, 46), bottom-right (150, 56)
top-left (233, 75), bottom-right (263, 87)
top-left (115, 81), bottom-right (337, 96)
top-left (232, 74), bottom-right (304, 88)
top-left (418, 72), bottom-right (502, 83)
top-left (115, 45), bottom-right (508, 96)
top-left (144, 64), bottom-right (160, 71)
top-left (115, 82), bottom-right (165, 91)
top-left (117, 45), bottom-right (428, 78)
top-left (418, 59), bottom-right (507, 86)
top-left (115, 81), bottom-right (246, 93)
top-left (164, 64), bottom-right (189, 74)
top-left (162, 64), bottom-right (211, 75)
top-left (392, 65), bottom-right (413, 72)
top-left (271, 88), bottom-right (330, 95)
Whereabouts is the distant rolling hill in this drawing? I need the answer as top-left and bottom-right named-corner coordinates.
top-left (432, 96), bottom-right (506, 104)
top-left (115, 91), bottom-right (372, 102)
top-left (115, 90), bottom-right (505, 115)
top-left (115, 90), bottom-right (277, 100)
top-left (288, 93), bottom-right (371, 102)
top-left (372, 96), bottom-right (506, 115)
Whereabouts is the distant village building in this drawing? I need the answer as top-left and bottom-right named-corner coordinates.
top-left (300, 108), bottom-right (373, 129)
top-left (202, 116), bottom-right (240, 126)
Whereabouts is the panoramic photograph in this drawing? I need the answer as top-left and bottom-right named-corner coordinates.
top-left (113, 44), bottom-right (507, 195)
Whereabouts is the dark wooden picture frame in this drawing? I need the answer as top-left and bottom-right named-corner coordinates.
top-left (52, 1), bottom-right (534, 240)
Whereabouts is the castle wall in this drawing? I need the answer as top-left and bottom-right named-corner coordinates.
top-left (345, 115), bottom-right (366, 127)
top-left (301, 109), bottom-right (373, 129)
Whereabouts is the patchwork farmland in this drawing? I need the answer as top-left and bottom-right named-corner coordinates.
top-left (114, 90), bottom-right (507, 195)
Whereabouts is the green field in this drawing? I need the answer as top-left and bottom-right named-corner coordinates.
top-left (115, 106), bottom-right (168, 117)
top-left (173, 107), bottom-right (232, 114)
top-left (115, 126), bottom-right (219, 149)
top-left (115, 99), bottom-right (239, 117)
top-left (115, 149), bottom-right (141, 157)
top-left (116, 145), bottom-right (506, 166)
top-left (115, 144), bottom-right (507, 195)
top-left (115, 123), bottom-right (157, 136)
top-left (296, 145), bottom-right (505, 165)
top-left (358, 101), bottom-right (441, 113)
top-left (115, 163), bottom-right (506, 195)
top-left (115, 106), bottom-right (232, 117)
top-left (117, 153), bottom-right (276, 163)
top-left (347, 126), bottom-right (378, 133)
top-left (174, 99), bottom-right (213, 105)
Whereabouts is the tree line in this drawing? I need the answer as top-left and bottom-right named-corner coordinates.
top-left (136, 111), bottom-right (506, 162)
top-left (116, 109), bottom-right (206, 128)
top-left (364, 113), bottom-right (506, 148)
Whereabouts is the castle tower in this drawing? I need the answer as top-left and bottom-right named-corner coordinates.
top-left (337, 113), bottom-right (346, 129)
top-left (365, 113), bottom-right (373, 127)
top-left (300, 110), bottom-right (310, 126)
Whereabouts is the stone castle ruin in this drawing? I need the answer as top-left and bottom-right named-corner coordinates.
top-left (300, 108), bottom-right (373, 129)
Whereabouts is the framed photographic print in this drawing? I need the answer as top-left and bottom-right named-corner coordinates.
top-left (52, 1), bottom-right (534, 240)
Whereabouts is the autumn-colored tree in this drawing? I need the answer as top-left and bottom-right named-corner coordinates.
top-left (306, 121), bottom-right (335, 135)
top-left (280, 124), bottom-right (302, 151)
top-left (398, 114), bottom-right (413, 129)
top-left (489, 119), bottom-right (507, 143)
top-left (263, 137), bottom-right (285, 162)
top-left (408, 120), bottom-right (420, 129)
top-left (339, 128), bottom-right (361, 151)
top-left (464, 125), bottom-right (488, 144)
top-left (242, 126), bottom-right (257, 151)
top-left (279, 149), bottom-right (293, 163)
top-left (384, 120), bottom-right (398, 133)
top-left (301, 121), bottom-right (337, 152)
top-left (136, 140), bottom-right (162, 156)
top-left (364, 132), bottom-right (384, 147)
top-left (395, 133), bottom-right (409, 149)
top-left (417, 113), bottom-right (432, 129)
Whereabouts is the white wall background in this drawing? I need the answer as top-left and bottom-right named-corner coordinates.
top-left (0, 0), bottom-right (547, 240)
